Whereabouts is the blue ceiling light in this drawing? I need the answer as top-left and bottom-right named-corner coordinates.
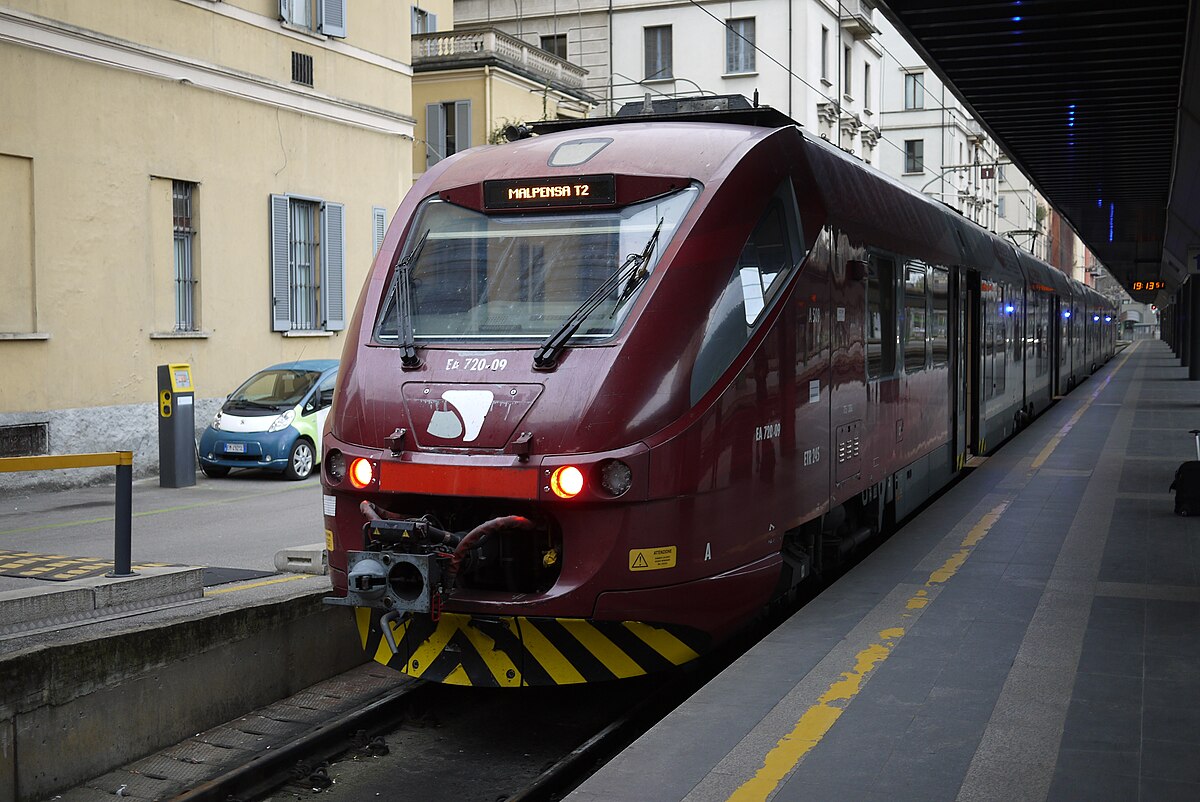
top-left (1005, 304), bottom-right (1015, 314)
top-left (1063, 310), bottom-right (1072, 319)
top-left (1109, 203), bottom-right (1115, 242)
top-left (1012, 15), bottom-right (1023, 21)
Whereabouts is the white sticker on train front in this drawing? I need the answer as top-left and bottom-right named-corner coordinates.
top-left (810, 380), bottom-right (820, 403)
top-left (323, 495), bottom-right (336, 517)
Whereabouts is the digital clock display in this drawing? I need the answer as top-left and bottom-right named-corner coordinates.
top-left (1132, 280), bottom-right (1165, 291)
top-left (483, 175), bottom-right (616, 210)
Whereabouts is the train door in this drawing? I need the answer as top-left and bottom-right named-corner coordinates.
top-left (961, 269), bottom-right (981, 457)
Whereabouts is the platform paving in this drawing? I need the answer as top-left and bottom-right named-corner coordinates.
top-left (570, 339), bottom-right (1200, 802)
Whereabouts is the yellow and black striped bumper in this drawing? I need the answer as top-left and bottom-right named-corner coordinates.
top-left (355, 608), bottom-right (710, 687)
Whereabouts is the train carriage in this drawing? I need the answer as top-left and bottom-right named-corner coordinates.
top-left (321, 98), bottom-right (1115, 686)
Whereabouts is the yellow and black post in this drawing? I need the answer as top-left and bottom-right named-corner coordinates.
top-left (157, 363), bottom-right (196, 488)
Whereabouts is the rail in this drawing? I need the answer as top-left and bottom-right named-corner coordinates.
top-left (0, 451), bottom-right (135, 577)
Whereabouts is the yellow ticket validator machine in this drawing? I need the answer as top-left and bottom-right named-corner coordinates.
top-left (158, 363), bottom-right (196, 487)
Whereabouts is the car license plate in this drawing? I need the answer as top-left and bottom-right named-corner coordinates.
top-left (224, 443), bottom-right (246, 454)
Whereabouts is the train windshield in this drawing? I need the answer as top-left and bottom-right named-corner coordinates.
top-left (376, 185), bottom-right (699, 344)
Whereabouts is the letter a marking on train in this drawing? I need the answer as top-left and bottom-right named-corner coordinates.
top-left (705, 542), bottom-right (712, 561)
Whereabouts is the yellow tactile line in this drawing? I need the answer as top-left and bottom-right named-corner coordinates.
top-left (726, 501), bottom-right (1010, 802)
top-left (1031, 342), bottom-right (1137, 470)
top-left (204, 574), bottom-right (311, 595)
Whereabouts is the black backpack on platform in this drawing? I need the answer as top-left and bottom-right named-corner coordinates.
top-left (1170, 430), bottom-right (1200, 516)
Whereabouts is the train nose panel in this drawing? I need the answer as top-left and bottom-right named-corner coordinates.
top-left (401, 383), bottom-right (543, 449)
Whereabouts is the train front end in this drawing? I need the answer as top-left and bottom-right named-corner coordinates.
top-left (321, 127), bottom-right (754, 687)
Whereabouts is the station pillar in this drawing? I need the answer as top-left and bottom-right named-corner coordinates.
top-left (1181, 285), bottom-right (1192, 368)
top-left (1190, 280), bottom-right (1200, 380)
top-left (157, 364), bottom-right (197, 487)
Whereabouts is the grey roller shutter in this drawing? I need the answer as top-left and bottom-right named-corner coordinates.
top-left (321, 201), bottom-right (345, 331)
top-left (455, 100), bottom-right (471, 150)
top-left (426, 103), bottom-right (444, 167)
top-left (270, 194), bottom-right (291, 331)
top-left (319, 0), bottom-right (346, 37)
top-left (373, 206), bottom-right (387, 256)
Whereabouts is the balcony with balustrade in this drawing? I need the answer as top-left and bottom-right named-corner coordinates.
top-left (412, 28), bottom-right (593, 101)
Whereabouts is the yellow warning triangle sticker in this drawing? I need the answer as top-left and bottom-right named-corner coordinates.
top-left (632, 553), bottom-right (649, 569)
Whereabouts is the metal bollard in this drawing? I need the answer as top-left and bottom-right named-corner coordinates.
top-left (108, 454), bottom-right (136, 577)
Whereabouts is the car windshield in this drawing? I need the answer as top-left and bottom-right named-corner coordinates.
top-left (227, 369), bottom-right (323, 409)
top-left (375, 185), bottom-right (699, 343)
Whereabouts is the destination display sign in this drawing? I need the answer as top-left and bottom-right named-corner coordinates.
top-left (483, 174), bottom-right (616, 210)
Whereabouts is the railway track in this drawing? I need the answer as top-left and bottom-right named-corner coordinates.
top-left (168, 512), bottom-right (919, 802)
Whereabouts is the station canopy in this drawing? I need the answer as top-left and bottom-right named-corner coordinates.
top-left (878, 1), bottom-right (1199, 304)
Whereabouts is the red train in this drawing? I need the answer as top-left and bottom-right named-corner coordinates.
top-left (322, 97), bottom-right (1116, 686)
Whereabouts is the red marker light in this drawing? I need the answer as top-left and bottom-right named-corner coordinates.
top-left (550, 466), bottom-right (585, 499)
top-left (349, 458), bottom-right (374, 488)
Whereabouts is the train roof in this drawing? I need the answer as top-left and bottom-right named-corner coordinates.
top-left (427, 120), bottom-right (777, 190)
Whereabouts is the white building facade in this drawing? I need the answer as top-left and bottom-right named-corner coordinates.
top-left (453, 0), bottom-right (1059, 258)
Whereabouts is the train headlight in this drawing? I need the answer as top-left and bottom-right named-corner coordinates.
top-left (326, 449), bottom-right (345, 483)
top-left (599, 459), bottom-right (633, 497)
top-left (550, 466), bottom-right (585, 499)
top-left (349, 457), bottom-right (375, 489)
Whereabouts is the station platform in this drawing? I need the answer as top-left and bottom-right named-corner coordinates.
top-left (571, 338), bottom-right (1200, 802)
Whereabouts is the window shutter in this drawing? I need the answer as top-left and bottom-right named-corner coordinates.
top-left (372, 206), bottom-right (387, 256)
top-left (321, 201), bottom-right (345, 331)
top-left (279, 0), bottom-right (290, 22)
top-left (319, 0), bottom-right (346, 37)
top-left (411, 7), bottom-right (420, 34)
top-left (428, 12), bottom-right (437, 32)
top-left (270, 194), bottom-right (291, 332)
top-left (426, 103), bottom-right (444, 167)
top-left (455, 100), bottom-right (471, 150)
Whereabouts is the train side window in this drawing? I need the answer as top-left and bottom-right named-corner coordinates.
top-left (902, 263), bottom-right (927, 372)
top-left (691, 181), bottom-right (804, 405)
top-left (737, 185), bottom-right (802, 326)
top-left (866, 256), bottom-right (896, 379)
top-left (929, 266), bottom-right (949, 366)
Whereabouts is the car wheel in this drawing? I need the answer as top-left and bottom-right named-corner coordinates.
top-left (284, 439), bottom-right (315, 481)
top-left (201, 464), bottom-right (230, 478)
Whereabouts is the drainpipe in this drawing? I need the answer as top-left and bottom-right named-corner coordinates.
top-left (608, 0), bottom-right (614, 115)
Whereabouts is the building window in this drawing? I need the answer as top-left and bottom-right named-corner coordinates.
top-left (821, 27), bottom-right (829, 82)
top-left (904, 71), bottom-right (925, 109)
top-left (863, 62), bottom-right (872, 110)
top-left (843, 45), bottom-right (852, 95)
top-left (998, 196), bottom-right (1007, 218)
top-left (540, 34), bottom-right (567, 59)
top-left (280, 0), bottom-right (346, 37)
top-left (269, 194), bottom-right (345, 332)
top-left (645, 25), bottom-right (672, 80)
top-left (725, 18), bottom-right (755, 74)
top-left (412, 6), bottom-right (436, 34)
top-left (904, 139), bottom-right (924, 173)
top-left (425, 100), bottom-right (471, 168)
top-left (172, 181), bottom-right (197, 332)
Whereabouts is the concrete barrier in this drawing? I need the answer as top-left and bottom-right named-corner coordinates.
top-left (0, 581), bottom-right (364, 802)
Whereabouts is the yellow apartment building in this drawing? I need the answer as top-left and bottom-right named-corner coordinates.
top-left (412, 26), bottom-right (595, 177)
top-left (0, 0), bottom-right (430, 487)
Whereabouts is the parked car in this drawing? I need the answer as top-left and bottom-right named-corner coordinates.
top-left (198, 360), bottom-right (338, 480)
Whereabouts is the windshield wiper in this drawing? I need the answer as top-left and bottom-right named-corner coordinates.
top-left (228, 399), bottom-right (278, 410)
top-left (533, 218), bottom-right (664, 371)
top-left (390, 228), bottom-right (429, 369)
